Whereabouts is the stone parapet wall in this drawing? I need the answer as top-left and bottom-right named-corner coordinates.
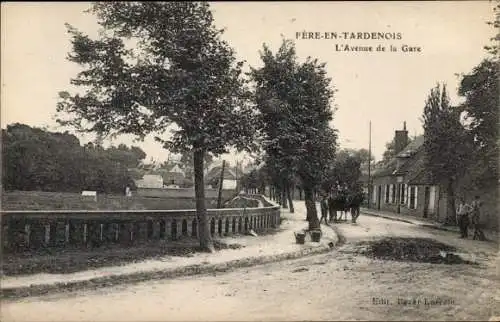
top-left (1, 195), bottom-right (280, 254)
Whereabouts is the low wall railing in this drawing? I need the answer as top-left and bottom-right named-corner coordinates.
top-left (1, 195), bottom-right (280, 253)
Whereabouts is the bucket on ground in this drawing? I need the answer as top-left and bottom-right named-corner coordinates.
top-left (294, 231), bottom-right (306, 244)
top-left (310, 229), bottom-right (322, 242)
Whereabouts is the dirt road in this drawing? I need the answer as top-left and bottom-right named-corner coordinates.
top-left (2, 213), bottom-right (499, 321)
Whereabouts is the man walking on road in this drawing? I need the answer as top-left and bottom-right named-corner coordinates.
top-left (471, 195), bottom-right (486, 241)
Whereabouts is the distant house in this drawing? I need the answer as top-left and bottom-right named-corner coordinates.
top-left (206, 164), bottom-right (238, 190)
top-left (370, 122), bottom-right (448, 222)
top-left (134, 174), bottom-right (164, 189)
top-left (161, 164), bottom-right (185, 187)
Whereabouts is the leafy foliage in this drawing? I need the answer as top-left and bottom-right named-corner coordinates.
top-left (57, 2), bottom-right (257, 156)
top-left (239, 169), bottom-right (260, 192)
top-left (321, 149), bottom-right (363, 193)
top-left (2, 123), bottom-right (143, 193)
top-left (351, 148), bottom-right (374, 164)
top-left (458, 59), bottom-right (499, 186)
top-left (484, 1), bottom-right (500, 58)
top-left (249, 39), bottom-right (337, 228)
top-left (423, 84), bottom-right (473, 182)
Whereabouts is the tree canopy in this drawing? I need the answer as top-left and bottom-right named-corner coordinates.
top-left (2, 123), bottom-right (143, 193)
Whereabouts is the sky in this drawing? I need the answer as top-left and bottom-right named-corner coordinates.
top-left (1, 1), bottom-right (496, 165)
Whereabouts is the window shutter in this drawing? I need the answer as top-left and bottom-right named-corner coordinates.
top-left (414, 186), bottom-right (418, 209)
top-left (429, 186), bottom-right (436, 211)
top-left (403, 184), bottom-right (408, 205)
top-left (407, 186), bottom-right (411, 207)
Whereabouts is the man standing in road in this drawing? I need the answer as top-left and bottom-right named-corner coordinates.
top-left (471, 195), bottom-right (486, 241)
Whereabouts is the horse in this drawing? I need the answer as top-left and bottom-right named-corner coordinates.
top-left (346, 192), bottom-right (364, 223)
top-left (328, 193), bottom-right (348, 222)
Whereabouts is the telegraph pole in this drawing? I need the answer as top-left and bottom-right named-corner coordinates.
top-left (367, 121), bottom-right (372, 209)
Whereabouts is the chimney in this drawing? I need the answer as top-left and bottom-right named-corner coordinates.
top-left (394, 121), bottom-right (409, 155)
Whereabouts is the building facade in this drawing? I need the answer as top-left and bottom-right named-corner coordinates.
top-left (370, 123), bottom-right (449, 222)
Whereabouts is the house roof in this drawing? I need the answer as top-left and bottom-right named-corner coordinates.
top-left (372, 157), bottom-right (398, 177)
top-left (402, 149), bottom-right (436, 185)
top-left (372, 135), bottom-right (425, 179)
top-left (168, 164), bottom-right (184, 175)
top-left (396, 135), bottom-right (424, 158)
top-left (206, 166), bottom-right (237, 181)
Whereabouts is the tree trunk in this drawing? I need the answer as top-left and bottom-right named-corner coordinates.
top-left (446, 180), bottom-right (457, 226)
top-left (304, 184), bottom-right (320, 230)
top-left (276, 187), bottom-right (282, 205)
top-left (281, 184), bottom-right (288, 209)
top-left (194, 148), bottom-right (214, 252)
top-left (287, 183), bottom-right (294, 213)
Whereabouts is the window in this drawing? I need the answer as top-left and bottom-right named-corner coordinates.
top-left (171, 180), bottom-right (175, 184)
top-left (391, 184), bottom-right (396, 204)
top-left (408, 186), bottom-right (418, 209)
top-left (385, 184), bottom-right (390, 203)
top-left (400, 184), bottom-right (406, 205)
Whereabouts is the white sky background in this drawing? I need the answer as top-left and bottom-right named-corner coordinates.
top-left (1, 1), bottom-right (496, 165)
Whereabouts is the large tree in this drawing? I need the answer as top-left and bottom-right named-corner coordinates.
top-left (249, 41), bottom-right (300, 213)
top-left (57, 2), bottom-right (257, 252)
top-left (457, 1), bottom-right (499, 188)
top-left (458, 60), bottom-right (498, 188)
top-left (250, 39), bottom-right (337, 230)
top-left (422, 84), bottom-right (473, 224)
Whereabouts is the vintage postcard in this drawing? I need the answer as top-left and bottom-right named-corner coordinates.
top-left (1, 1), bottom-right (498, 321)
